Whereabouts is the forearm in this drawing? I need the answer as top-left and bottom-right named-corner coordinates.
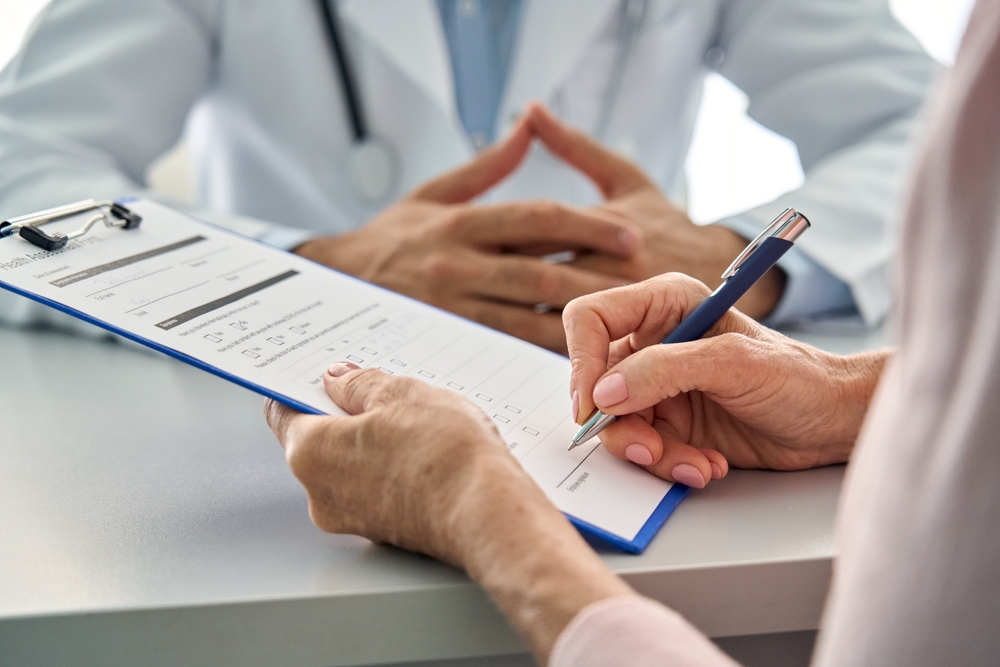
top-left (450, 455), bottom-right (633, 663)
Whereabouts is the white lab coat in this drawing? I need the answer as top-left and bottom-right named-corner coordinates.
top-left (0, 0), bottom-right (937, 332)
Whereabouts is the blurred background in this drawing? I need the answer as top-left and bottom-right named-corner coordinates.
top-left (0, 0), bottom-right (976, 224)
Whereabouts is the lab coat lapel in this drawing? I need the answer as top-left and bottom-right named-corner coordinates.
top-left (500, 0), bottom-right (619, 131)
top-left (338, 0), bottom-right (457, 120)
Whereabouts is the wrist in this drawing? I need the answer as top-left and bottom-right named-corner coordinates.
top-left (293, 231), bottom-right (370, 277)
top-left (811, 347), bottom-right (891, 463)
top-left (449, 454), bottom-right (632, 662)
top-left (837, 348), bottom-right (891, 430)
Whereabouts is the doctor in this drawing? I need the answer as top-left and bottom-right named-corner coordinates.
top-left (0, 0), bottom-right (936, 350)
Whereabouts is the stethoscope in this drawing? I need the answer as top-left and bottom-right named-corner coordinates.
top-left (317, 0), bottom-right (400, 205)
top-left (316, 0), bottom-right (648, 204)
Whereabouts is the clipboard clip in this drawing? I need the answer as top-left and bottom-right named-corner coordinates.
top-left (0, 199), bottom-right (142, 251)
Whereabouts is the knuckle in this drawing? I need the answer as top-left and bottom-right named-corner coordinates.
top-left (307, 495), bottom-right (347, 534)
top-left (342, 367), bottom-right (384, 399)
top-left (715, 331), bottom-right (753, 355)
top-left (528, 265), bottom-right (562, 302)
top-left (529, 201), bottom-right (562, 228)
top-left (439, 206), bottom-right (471, 236)
top-left (284, 431), bottom-right (320, 483)
top-left (652, 272), bottom-right (701, 292)
top-left (562, 297), bottom-right (583, 320)
top-left (422, 251), bottom-right (461, 286)
top-left (565, 290), bottom-right (602, 318)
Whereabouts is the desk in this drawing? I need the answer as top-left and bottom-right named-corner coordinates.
top-left (0, 324), bottom-right (890, 666)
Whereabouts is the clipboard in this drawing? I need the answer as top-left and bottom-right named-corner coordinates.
top-left (0, 198), bottom-right (689, 554)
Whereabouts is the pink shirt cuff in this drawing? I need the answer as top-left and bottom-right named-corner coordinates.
top-left (550, 596), bottom-right (738, 667)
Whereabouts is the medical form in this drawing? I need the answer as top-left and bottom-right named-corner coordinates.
top-left (0, 199), bottom-right (685, 552)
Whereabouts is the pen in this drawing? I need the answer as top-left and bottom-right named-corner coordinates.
top-left (569, 208), bottom-right (810, 450)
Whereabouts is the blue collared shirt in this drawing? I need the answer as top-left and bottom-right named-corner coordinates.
top-left (436, 0), bottom-right (524, 150)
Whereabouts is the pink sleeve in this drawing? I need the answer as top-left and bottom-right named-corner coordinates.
top-left (550, 596), bottom-right (739, 667)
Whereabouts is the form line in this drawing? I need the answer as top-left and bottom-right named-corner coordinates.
top-left (84, 266), bottom-right (173, 297)
top-left (180, 246), bottom-right (229, 264)
top-left (217, 258), bottom-right (264, 278)
top-left (556, 443), bottom-right (601, 489)
top-left (125, 281), bottom-right (210, 313)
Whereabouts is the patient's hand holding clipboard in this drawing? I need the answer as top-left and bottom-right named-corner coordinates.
top-left (0, 198), bottom-right (688, 553)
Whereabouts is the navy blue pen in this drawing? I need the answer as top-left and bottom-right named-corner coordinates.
top-left (569, 208), bottom-right (810, 450)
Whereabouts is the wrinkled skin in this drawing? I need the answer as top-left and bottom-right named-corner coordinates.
top-left (565, 273), bottom-right (889, 487)
top-left (265, 364), bottom-right (633, 664)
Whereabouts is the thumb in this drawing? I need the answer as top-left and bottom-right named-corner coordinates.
top-left (322, 362), bottom-right (414, 416)
top-left (409, 116), bottom-right (533, 204)
top-left (523, 102), bottom-right (652, 199)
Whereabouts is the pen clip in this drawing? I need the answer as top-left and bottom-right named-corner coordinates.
top-left (720, 208), bottom-right (810, 281)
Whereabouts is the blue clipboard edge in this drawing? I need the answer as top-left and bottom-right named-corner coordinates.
top-left (0, 277), bottom-right (326, 417)
top-left (1, 199), bottom-right (690, 553)
top-left (568, 482), bottom-right (690, 554)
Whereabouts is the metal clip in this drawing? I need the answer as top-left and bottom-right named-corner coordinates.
top-left (0, 200), bottom-right (142, 251)
top-left (720, 208), bottom-right (810, 281)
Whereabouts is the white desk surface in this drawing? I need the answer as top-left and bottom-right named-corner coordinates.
top-left (0, 323), bottom-right (891, 666)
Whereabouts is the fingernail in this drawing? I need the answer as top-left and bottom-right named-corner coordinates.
top-left (618, 228), bottom-right (640, 254)
top-left (593, 372), bottom-right (628, 407)
top-left (625, 444), bottom-right (653, 466)
top-left (328, 362), bottom-right (360, 377)
top-left (711, 463), bottom-right (723, 480)
top-left (571, 390), bottom-right (580, 422)
top-left (671, 463), bottom-right (706, 489)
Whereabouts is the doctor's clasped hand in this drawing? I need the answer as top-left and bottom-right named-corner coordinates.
top-left (295, 114), bottom-right (641, 354)
top-left (297, 104), bottom-right (787, 355)
top-left (525, 105), bottom-right (787, 320)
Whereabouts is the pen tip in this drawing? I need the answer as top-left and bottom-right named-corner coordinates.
top-left (567, 440), bottom-right (579, 451)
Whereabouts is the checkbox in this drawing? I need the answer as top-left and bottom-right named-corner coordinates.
top-left (522, 427), bottom-right (540, 436)
top-left (447, 381), bottom-right (464, 390)
top-left (242, 350), bottom-right (260, 359)
top-left (419, 370), bottom-right (435, 378)
top-left (476, 393), bottom-right (492, 402)
top-left (505, 405), bottom-right (522, 414)
top-left (347, 355), bottom-right (363, 363)
top-left (493, 414), bottom-right (510, 424)
top-left (204, 334), bottom-right (221, 343)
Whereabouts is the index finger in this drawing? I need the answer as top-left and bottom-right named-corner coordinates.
top-left (562, 274), bottom-right (712, 422)
top-left (451, 201), bottom-right (641, 258)
top-left (263, 398), bottom-right (325, 452)
top-left (409, 118), bottom-right (532, 204)
top-left (523, 102), bottom-right (652, 199)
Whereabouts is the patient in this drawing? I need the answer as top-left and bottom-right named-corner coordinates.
top-left (266, 4), bottom-right (1000, 665)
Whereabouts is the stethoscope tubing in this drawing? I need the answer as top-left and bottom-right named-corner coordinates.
top-left (316, 0), bottom-right (368, 142)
